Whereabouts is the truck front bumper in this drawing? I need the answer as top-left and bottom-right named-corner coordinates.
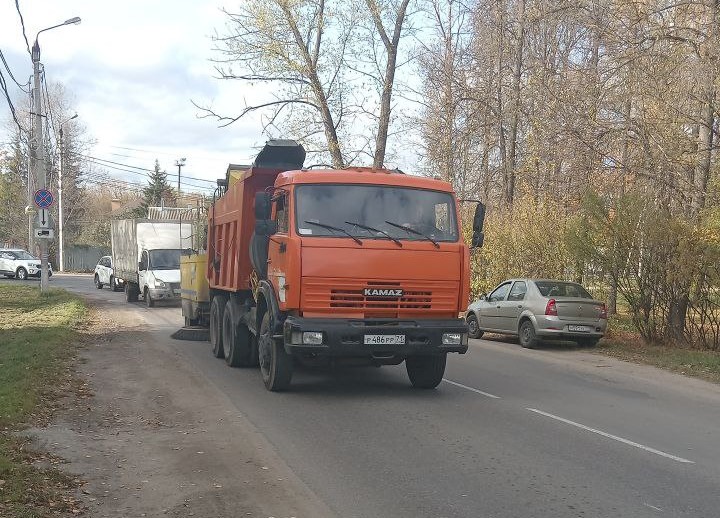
top-left (148, 287), bottom-right (180, 301)
top-left (282, 316), bottom-right (469, 356)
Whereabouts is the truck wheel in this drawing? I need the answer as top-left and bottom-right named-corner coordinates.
top-left (94, 274), bottom-right (103, 289)
top-left (145, 289), bottom-right (155, 308)
top-left (210, 296), bottom-right (227, 359)
top-left (258, 312), bottom-right (293, 391)
top-left (223, 302), bottom-right (254, 367)
top-left (467, 313), bottom-right (483, 339)
top-left (406, 354), bottom-right (447, 389)
top-left (125, 283), bottom-right (138, 303)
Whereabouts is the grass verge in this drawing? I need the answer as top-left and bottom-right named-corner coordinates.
top-left (595, 314), bottom-right (720, 384)
top-left (0, 285), bottom-right (86, 517)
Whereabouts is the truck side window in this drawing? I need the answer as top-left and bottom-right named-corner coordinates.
top-left (275, 194), bottom-right (288, 234)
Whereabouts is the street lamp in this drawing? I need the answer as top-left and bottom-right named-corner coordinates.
top-left (58, 113), bottom-right (78, 273)
top-left (31, 16), bottom-right (81, 292)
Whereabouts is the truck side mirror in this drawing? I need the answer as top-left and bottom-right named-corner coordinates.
top-left (255, 192), bottom-right (272, 220)
top-left (255, 220), bottom-right (278, 236)
top-left (471, 232), bottom-right (484, 248)
top-left (138, 261), bottom-right (144, 271)
top-left (471, 202), bottom-right (486, 249)
top-left (473, 203), bottom-right (486, 233)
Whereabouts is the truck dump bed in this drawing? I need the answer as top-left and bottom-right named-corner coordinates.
top-left (207, 140), bottom-right (305, 292)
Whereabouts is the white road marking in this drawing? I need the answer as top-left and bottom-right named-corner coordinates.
top-left (643, 503), bottom-right (664, 512)
top-left (442, 379), bottom-right (501, 399)
top-left (526, 408), bottom-right (695, 464)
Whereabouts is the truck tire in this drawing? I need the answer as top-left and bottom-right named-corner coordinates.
top-left (222, 301), bottom-right (255, 367)
top-left (145, 288), bottom-right (155, 308)
top-left (94, 274), bottom-right (103, 289)
top-left (125, 283), bottom-right (139, 303)
top-left (210, 296), bottom-right (227, 359)
top-left (406, 354), bottom-right (447, 389)
top-left (258, 312), bottom-right (293, 391)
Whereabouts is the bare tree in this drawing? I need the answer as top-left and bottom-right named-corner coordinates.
top-left (361, 0), bottom-right (413, 168)
top-left (202, 0), bottom-right (354, 167)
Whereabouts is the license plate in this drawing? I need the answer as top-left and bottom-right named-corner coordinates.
top-left (364, 334), bottom-right (405, 345)
top-left (568, 325), bottom-right (590, 332)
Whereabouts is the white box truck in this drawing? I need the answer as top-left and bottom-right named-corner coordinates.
top-left (111, 218), bottom-right (192, 307)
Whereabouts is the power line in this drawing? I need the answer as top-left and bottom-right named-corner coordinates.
top-left (0, 70), bottom-right (22, 130)
top-left (14, 0), bottom-right (32, 57)
top-left (41, 68), bottom-right (58, 153)
top-left (0, 48), bottom-right (30, 92)
top-left (79, 157), bottom-right (214, 191)
top-left (70, 151), bottom-right (218, 184)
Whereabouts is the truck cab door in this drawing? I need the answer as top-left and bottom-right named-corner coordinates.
top-left (267, 193), bottom-right (289, 308)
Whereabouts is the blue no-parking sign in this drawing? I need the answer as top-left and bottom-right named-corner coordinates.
top-left (34, 189), bottom-right (54, 209)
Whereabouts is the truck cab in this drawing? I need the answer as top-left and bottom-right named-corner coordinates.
top-left (138, 248), bottom-right (183, 307)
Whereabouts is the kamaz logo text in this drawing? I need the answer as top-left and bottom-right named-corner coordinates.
top-left (363, 288), bottom-right (403, 298)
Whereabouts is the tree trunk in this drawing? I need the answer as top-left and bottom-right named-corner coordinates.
top-left (504, 0), bottom-right (526, 206)
top-left (369, 0), bottom-right (411, 169)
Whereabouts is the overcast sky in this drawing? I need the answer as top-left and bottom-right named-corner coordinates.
top-left (0, 0), bottom-right (276, 194)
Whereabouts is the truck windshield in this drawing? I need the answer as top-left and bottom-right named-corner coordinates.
top-left (295, 185), bottom-right (458, 242)
top-left (148, 249), bottom-right (181, 270)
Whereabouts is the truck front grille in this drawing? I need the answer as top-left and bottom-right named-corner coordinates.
top-left (302, 278), bottom-right (458, 315)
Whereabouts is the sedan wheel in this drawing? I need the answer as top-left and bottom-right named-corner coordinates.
top-left (519, 320), bottom-right (538, 349)
top-left (467, 313), bottom-right (483, 339)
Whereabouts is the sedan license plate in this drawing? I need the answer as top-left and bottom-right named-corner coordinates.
top-left (568, 325), bottom-right (590, 332)
top-left (364, 334), bottom-right (405, 345)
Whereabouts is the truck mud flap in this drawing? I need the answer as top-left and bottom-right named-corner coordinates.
top-left (171, 326), bottom-right (210, 341)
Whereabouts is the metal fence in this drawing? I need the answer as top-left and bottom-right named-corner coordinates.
top-left (63, 245), bottom-right (110, 272)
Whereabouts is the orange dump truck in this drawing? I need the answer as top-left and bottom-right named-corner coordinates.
top-left (181, 139), bottom-right (485, 391)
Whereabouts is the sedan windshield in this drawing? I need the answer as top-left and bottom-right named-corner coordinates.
top-left (295, 184), bottom-right (458, 242)
top-left (534, 281), bottom-right (593, 299)
top-left (148, 249), bottom-right (181, 270)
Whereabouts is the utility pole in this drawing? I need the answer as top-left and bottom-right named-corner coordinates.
top-left (31, 40), bottom-right (50, 292)
top-left (27, 89), bottom-right (35, 254)
top-left (58, 114), bottom-right (77, 272)
top-left (175, 158), bottom-right (186, 195)
top-left (31, 16), bottom-right (82, 293)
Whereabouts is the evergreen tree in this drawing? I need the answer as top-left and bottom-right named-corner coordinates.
top-left (135, 160), bottom-right (175, 216)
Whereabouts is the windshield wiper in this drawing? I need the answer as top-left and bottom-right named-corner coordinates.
top-left (384, 220), bottom-right (440, 248)
top-left (345, 221), bottom-right (402, 247)
top-left (303, 221), bottom-right (363, 245)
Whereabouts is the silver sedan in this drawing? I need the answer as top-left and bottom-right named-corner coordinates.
top-left (466, 279), bottom-right (608, 348)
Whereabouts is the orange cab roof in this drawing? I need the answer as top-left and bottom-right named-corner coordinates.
top-left (275, 168), bottom-right (454, 192)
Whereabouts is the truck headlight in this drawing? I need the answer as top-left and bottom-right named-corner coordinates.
top-left (155, 279), bottom-right (166, 288)
top-left (302, 332), bottom-right (324, 345)
top-left (442, 333), bottom-right (466, 345)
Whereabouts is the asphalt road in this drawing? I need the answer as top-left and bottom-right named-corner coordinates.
top-left (13, 274), bottom-right (720, 517)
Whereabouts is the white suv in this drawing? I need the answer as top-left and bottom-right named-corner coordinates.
top-left (94, 255), bottom-right (124, 291)
top-left (0, 249), bottom-right (53, 280)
